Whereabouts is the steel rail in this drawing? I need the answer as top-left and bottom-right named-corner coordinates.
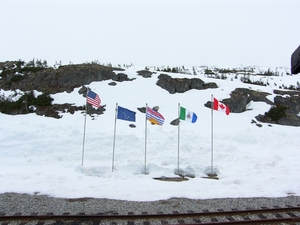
top-left (0, 206), bottom-right (300, 224)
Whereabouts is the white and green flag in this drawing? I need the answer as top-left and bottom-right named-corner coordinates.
top-left (179, 106), bottom-right (197, 123)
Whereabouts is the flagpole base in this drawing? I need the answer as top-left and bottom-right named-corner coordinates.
top-left (153, 176), bottom-right (188, 182)
top-left (202, 173), bottom-right (219, 180)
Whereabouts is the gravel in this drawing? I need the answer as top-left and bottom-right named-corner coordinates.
top-left (0, 193), bottom-right (299, 216)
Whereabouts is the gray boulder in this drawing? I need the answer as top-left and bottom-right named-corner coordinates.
top-left (137, 70), bottom-right (153, 78)
top-left (256, 98), bottom-right (300, 126)
top-left (156, 74), bottom-right (218, 94)
top-left (204, 88), bottom-right (273, 113)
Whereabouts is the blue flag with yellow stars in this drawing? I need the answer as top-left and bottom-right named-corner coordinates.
top-left (117, 106), bottom-right (136, 122)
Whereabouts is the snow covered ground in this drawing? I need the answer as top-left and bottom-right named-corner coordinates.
top-left (1, 65), bottom-right (299, 201)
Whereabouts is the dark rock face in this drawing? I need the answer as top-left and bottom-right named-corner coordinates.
top-left (137, 70), bottom-right (153, 78)
top-left (137, 107), bottom-right (146, 113)
top-left (204, 88), bottom-right (273, 113)
top-left (170, 118), bottom-right (180, 126)
top-left (108, 82), bottom-right (117, 86)
top-left (273, 89), bottom-right (300, 96)
top-left (274, 95), bottom-right (300, 114)
top-left (225, 88), bottom-right (273, 113)
top-left (256, 95), bottom-right (300, 126)
top-left (190, 78), bottom-right (205, 89)
top-left (0, 63), bottom-right (126, 94)
top-left (24, 103), bottom-right (105, 119)
top-left (113, 73), bottom-right (134, 82)
top-left (156, 75), bottom-right (175, 94)
top-left (35, 104), bottom-right (85, 119)
top-left (1, 61), bottom-right (299, 126)
top-left (222, 94), bottom-right (249, 113)
top-left (202, 87), bottom-right (300, 127)
top-left (156, 74), bottom-right (217, 94)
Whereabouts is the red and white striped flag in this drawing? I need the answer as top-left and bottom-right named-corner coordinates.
top-left (146, 107), bottom-right (165, 125)
top-left (87, 90), bottom-right (101, 108)
top-left (213, 98), bottom-right (230, 115)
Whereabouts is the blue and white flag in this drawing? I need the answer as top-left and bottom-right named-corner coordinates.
top-left (117, 106), bottom-right (136, 122)
top-left (179, 106), bottom-right (197, 123)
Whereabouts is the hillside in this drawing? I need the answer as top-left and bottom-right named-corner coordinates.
top-left (1, 60), bottom-right (299, 126)
top-left (1, 59), bottom-right (300, 201)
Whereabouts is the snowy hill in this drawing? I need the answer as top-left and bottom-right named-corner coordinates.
top-left (0, 63), bottom-right (299, 201)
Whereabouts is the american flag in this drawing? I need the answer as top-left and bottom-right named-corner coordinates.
top-left (87, 90), bottom-right (101, 108)
top-left (146, 107), bottom-right (165, 125)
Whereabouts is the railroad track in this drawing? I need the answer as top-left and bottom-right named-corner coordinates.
top-left (1, 205), bottom-right (300, 224)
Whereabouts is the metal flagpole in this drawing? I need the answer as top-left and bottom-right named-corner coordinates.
top-left (81, 91), bottom-right (88, 167)
top-left (112, 103), bottom-right (118, 172)
top-left (177, 103), bottom-right (180, 174)
top-left (144, 103), bottom-right (148, 174)
top-left (211, 94), bottom-right (214, 175)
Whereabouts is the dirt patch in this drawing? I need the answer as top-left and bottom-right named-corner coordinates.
top-left (153, 176), bottom-right (189, 182)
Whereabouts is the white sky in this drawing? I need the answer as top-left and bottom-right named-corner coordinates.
top-left (1, 0), bottom-right (299, 68)
top-left (0, 66), bottom-right (299, 201)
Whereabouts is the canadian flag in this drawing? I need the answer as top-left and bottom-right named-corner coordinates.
top-left (213, 98), bottom-right (230, 115)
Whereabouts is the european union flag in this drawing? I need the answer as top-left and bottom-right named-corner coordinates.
top-left (117, 106), bottom-right (136, 122)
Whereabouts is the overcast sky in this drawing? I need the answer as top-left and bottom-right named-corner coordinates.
top-left (1, 0), bottom-right (299, 68)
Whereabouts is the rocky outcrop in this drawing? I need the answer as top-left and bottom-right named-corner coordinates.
top-left (35, 104), bottom-right (84, 119)
top-left (34, 103), bottom-right (105, 119)
top-left (202, 87), bottom-right (300, 126)
top-left (204, 88), bottom-right (273, 113)
top-left (0, 63), bottom-right (129, 94)
top-left (274, 95), bottom-right (300, 126)
top-left (225, 88), bottom-right (273, 113)
top-left (156, 74), bottom-right (218, 94)
top-left (1, 61), bottom-right (299, 126)
top-left (256, 95), bottom-right (300, 126)
top-left (137, 70), bottom-right (153, 78)
top-left (273, 89), bottom-right (300, 96)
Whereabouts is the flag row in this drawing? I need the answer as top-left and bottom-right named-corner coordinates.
top-left (86, 90), bottom-right (230, 125)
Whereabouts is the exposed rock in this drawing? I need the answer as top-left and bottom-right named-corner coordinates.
top-left (256, 95), bottom-right (300, 126)
top-left (273, 89), bottom-right (300, 96)
top-left (156, 76), bottom-right (176, 94)
top-left (0, 63), bottom-right (126, 94)
top-left (274, 95), bottom-right (300, 114)
top-left (86, 104), bottom-right (106, 115)
top-left (137, 106), bottom-right (160, 113)
top-left (203, 82), bottom-right (218, 89)
top-left (152, 106), bottom-right (159, 111)
top-left (204, 88), bottom-right (273, 113)
top-left (108, 82), bottom-right (117, 86)
top-left (190, 78), bottom-right (205, 89)
top-left (137, 70), bottom-right (152, 78)
top-left (78, 86), bottom-right (88, 95)
top-left (227, 88), bottom-right (273, 113)
top-left (35, 104), bottom-right (85, 119)
top-left (1, 60), bottom-right (300, 126)
top-left (156, 74), bottom-right (218, 94)
top-left (170, 118), bottom-right (179, 126)
top-left (137, 107), bottom-right (146, 113)
top-left (129, 124), bottom-right (136, 128)
top-left (112, 73), bottom-right (134, 82)
top-left (34, 103), bottom-right (105, 119)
